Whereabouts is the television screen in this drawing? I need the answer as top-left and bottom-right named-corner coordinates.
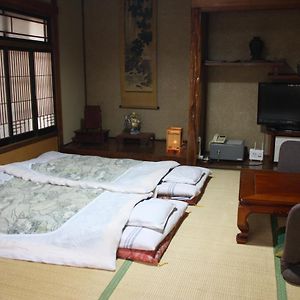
top-left (257, 82), bottom-right (300, 131)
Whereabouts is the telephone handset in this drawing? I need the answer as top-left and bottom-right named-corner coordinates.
top-left (211, 134), bottom-right (226, 144)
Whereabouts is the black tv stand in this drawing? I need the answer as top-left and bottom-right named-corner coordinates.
top-left (267, 126), bottom-right (300, 133)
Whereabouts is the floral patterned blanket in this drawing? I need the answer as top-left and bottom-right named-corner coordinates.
top-left (31, 154), bottom-right (140, 183)
top-left (0, 151), bottom-right (178, 270)
top-left (0, 177), bottom-right (102, 234)
top-left (0, 173), bottom-right (150, 270)
top-left (1, 151), bottom-right (179, 194)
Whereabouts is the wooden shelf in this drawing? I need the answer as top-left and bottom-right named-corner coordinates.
top-left (204, 60), bottom-right (286, 68)
top-left (61, 138), bottom-right (187, 164)
top-left (197, 155), bottom-right (275, 170)
top-left (268, 73), bottom-right (300, 82)
top-left (61, 139), bottom-right (276, 170)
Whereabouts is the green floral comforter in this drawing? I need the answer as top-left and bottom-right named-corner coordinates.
top-left (31, 154), bottom-right (140, 182)
top-left (0, 177), bottom-right (103, 234)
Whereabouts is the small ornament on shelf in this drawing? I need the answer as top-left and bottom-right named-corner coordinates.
top-left (249, 36), bottom-right (264, 60)
top-left (124, 112), bottom-right (141, 134)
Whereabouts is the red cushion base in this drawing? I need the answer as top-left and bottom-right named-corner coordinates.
top-left (117, 212), bottom-right (189, 265)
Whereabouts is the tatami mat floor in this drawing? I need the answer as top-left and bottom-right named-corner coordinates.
top-left (0, 169), bottom-right (299, 300)
top-left (111, 169), bottom-right (277, 300)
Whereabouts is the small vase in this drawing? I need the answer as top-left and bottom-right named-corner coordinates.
top-left (249, 36), bottom-right (264, 60)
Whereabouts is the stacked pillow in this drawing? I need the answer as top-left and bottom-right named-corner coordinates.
top-left (155, 165), bottom-right (210, 201)
top-left (126, 198), bottom-right (176, 232)
top-left (119, 198), bottom-right (188, 251)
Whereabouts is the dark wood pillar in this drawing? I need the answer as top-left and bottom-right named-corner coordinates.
top-left (51, 0), bottom-right (64, 149)
top-left (187, 8), bottom-right (207, 165)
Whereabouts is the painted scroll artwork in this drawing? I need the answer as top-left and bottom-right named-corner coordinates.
top-left (124, 0), bottom-right (154, 92)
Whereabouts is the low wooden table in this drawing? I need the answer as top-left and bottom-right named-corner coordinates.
top-left (116, 132), bottom-right (155, 145)
top-left (236, 169), bottom-right (300, 244)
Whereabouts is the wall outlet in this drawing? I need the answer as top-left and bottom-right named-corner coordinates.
top-left (249, 148), bottom-right (264, 161)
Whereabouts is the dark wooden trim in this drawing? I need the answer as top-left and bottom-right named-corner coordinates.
top-left (187, 9), bottom-right (205, 165)
top-left (0, 39), bottom-right (52, 51)
top-left (50, 0), bottom-right (63, 149)
top-left (29, 51), bottom-right (38, 132)
top-left (3, 49), bottom-right (13, 138)
top-left (192, 0), bottom-right (300, 11)
top-left (81, 0), bottom-right (87, 106)
top-left (0, 0), bottom-right (57, 17)
top-left (119, 105), bottom-right (160, 110)
top-left (0, 131), bottom-right (58, 154)
top-left (199, 13), bottom-right (208, 160)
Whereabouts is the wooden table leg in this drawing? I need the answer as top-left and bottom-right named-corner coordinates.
top-left (236, 204), bottom-right (252, 244)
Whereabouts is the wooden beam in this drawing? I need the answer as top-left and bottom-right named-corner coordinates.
top-left (187, 8), bottom-right (204, 165)
top-left (192, 0), bottom-right (300, 11)
top-left (50, 0), bottom-right (64, 149)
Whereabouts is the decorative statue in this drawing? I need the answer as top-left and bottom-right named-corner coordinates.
top-left (124, 112), bottom-right (141, 134)
top-left (249, 36), bottom-right (264, 60)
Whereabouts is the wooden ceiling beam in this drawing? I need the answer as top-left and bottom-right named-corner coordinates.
top-left (192, 0), bottom-right (300, 11)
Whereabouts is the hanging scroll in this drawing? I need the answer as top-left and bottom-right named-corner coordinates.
top-left (120, 0), bottom-right (157, 109)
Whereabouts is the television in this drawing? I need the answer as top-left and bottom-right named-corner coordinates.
top-left (257, 82), bottom-right (300, 131)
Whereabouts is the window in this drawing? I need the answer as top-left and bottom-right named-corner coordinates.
top-left (0, 9), bottom-right (56, 146)
top-left (0, 10), bottom-right (48, 42)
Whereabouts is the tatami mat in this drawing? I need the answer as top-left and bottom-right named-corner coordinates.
top-left (1, 169), bottom-right (300, 300)
top-left (0, 258), bottom-right (121, 300)
top-left (111, 169), bottom-right (278, 300)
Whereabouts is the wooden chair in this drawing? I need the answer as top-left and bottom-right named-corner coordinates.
top-left (281, 204), bottom-right (300, 286)
top-left (277, 141), bottom-right (300, 173)
top-left (73, 105), bottom-right (109, 144)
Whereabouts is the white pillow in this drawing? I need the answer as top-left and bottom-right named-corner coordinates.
top-left (127, 198), bottom-right (176, 232)
top-left (120, 200), bottom-right (188, 250)
top-left (156, 182), bottom-right (199, 199)
top-left (162, 165), bottom-right (209, 185)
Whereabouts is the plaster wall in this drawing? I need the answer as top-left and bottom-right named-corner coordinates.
top-left (57, 0), bottom-right (85, 144)
top-left (84, 0), bottom-right (191, 140)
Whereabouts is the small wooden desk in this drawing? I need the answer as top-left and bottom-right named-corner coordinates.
top-left (236, 169), bottom-right (300, 244)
